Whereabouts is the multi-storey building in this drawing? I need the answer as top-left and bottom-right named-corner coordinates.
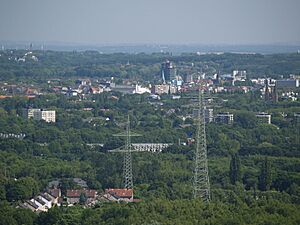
top-left (161, 60), bottom-right (176, 83)
top-left (232, 70), bottom-right (247, 81)
top-left (23, 109), bottom-right (56, 123)
top-left (215, 112), bottom-right (234, 124)
top-left (193, 108), bottom-right (214, 123)
top-left (152, 84), bottom-right (177, 95)
top-left (276, 80), bottom-right (299, 89)
top-left (256, 112), bottom-right (271, 124)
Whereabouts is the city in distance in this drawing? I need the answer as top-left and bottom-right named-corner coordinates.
top-left (0, 0), bottom-right (300, 225)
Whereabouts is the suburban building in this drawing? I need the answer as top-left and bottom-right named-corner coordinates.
top-left (20, 190), bottom-right (60, 212)
top-left (31, 198), bottom-right (47, 212)
top-left (75, 79), bottom-right (92, 86)
top-left (256, 112), bottom-right (272, 124)
top-left (192, 108), bottom-right (214, 123)
top-left (103, 188), bottom-right (134, 203)
top-left (23, 108), bottom-right (41, 119)
top-left (38, 193), bottom-right (53, 209)
top-left (294, 112), bottom-right (300, 124)
top-left (152, 84), bottom-right (177, 95)
top-left (215, 112), bottom-right (234, 124)
top-left (110, 83), bottom-right (136, 94)
top-left (48, 188), bottom-right (61, 205)
top-left (34, 110), bottom-right (56, 123)
top-left (185, 73), bottom-right (194, 83)
top-left (276, 79), bottom-right (299, 89)
top-left (134, 85), bottom-right (151, 94)
top-left (232, 70), bottom-right (247, 81)
top-left (23, 108), bottom-right (56, 123)
top-left (22, 200), bottom-right (39, 212)
top-left (66, 189), bottom-right (97, 205)
top-left (90, 86), bottom-right (104, 94)
top-left (152, 84), bottom-right (169, 95)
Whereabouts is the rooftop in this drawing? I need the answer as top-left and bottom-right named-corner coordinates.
top-left (66, 189), bottom-right (97, 198)
top-left (105, 188), bottom-right (133, 198)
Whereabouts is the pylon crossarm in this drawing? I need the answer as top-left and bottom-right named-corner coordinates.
top-left (107, 146), bottom-right (126, 152)
top-left (113, 131), bottom-right (142, 137)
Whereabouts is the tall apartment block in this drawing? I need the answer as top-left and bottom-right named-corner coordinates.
top-left (23, 109), bottom-right (56, 123)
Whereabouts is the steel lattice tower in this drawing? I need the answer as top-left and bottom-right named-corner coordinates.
top-left (113, 115), bottom-right (141, 189)
top-left (193, 85), bottom-right (210, 201)
top-left (123, 115), bottom-right (133, 189)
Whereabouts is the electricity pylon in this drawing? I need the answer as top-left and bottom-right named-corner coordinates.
top-left (193, 84), bottom-right (210, 201)
top-left (113, 115), bottom-right (141, 189)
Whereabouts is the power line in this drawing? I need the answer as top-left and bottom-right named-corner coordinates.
top-left (112, 115), bottom-right (141, 189)
top-left (193, 83), bottom-right (210, 201)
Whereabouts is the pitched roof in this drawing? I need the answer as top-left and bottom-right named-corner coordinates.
top-left (66, 189), bottom-right (97, 198)
top-left (105, 188), bottom-right (133, 198)
top-left (34, 197), bottom-right (46, 206)
top-left (26, 200), bottom-right (39, 209)
top-left (48, 188), bottom-right (61, 198)
top-left (39, 193), bottom-right (52, 202)
top-left (73, 178), bottom-right (88, 188)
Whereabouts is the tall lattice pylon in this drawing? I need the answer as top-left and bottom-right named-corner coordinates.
top-left (193, 84), bottom-right (210, 201)
top-left (113, 115), bottom-right (141, 189)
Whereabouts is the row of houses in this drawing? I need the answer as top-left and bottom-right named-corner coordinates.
top-left (52, 80), bottom-right (151, 97)
top-left (66, 188), bottom-right (137, 205)
top-left (19, 189), bottom-right (61, 212)
top-left (20, 188), bottom-right (136, 212)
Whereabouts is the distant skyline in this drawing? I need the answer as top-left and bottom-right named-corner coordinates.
top-left (0, 0), bottom-right (300, 45)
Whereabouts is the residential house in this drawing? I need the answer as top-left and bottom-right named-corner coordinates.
top-left (103, 188), bottom-right (133, 203)
top-left (22, 200), bottom-right (39, 212)
top-left (31, 198), bottom-right (47, 212)
top-left (66, 189), bottom-right (97, 205)
top-left (37, 193), bottom-right (52, 209)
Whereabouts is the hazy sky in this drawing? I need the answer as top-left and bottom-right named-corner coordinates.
top-left (0, 0), bottom-right (300, 45)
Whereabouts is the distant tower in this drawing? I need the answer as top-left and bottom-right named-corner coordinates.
top-left (272, 84), bottom-right (278, 103)
top-left (30, 43), bottom-right (33, 51)
top-left (162, 70), bottom-right (166, 84)
top-left (193, 84), bottom-right (210, 201)
top-left (264, 79), bottom-right (270, 101)
top-left (161, 60), bottom-right (176, 83)
top-left (265, 79), bottom-right (278, 103)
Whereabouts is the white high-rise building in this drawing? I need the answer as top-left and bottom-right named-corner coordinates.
top-left (232, 70), bottom-right (247, 81)
top-left (23, 109), bottom-right (56, 123)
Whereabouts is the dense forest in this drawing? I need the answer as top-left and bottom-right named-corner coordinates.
top-left (0, 91), bottom-right (299, 224)
top-left (0, 51), bottom-right (299, 224)
top-left (1, 50), bottom-right (300, 82)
